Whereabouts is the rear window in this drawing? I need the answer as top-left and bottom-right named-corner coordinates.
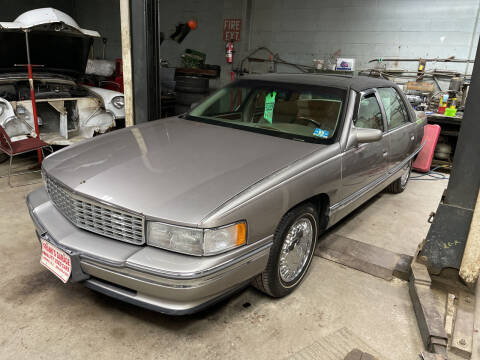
top-left (377, 87), bottom-right (410, 129)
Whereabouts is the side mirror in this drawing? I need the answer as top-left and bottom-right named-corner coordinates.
top-left (356, 128), bottom-right (383, 143)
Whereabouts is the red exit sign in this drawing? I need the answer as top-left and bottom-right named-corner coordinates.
top-left (223, 18), bottom-right (241, 41)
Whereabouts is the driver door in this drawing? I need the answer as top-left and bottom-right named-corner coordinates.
top-left (341, 89), bottom-right (389, 200)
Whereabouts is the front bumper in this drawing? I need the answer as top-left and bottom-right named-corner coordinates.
top-left (27, 188), bottom-right (272, 315)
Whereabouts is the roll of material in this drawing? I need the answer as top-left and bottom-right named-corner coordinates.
top-left (85, 59), bottom-right (116, 77)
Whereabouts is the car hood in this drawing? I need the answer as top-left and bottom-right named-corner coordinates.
top-left (42, 117), bottom-right (320, 225)
top-left (0, 8), bottom-right (99, 75)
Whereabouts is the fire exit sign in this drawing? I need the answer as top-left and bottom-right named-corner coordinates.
top-left (223, 19), bottom-right (241, 41)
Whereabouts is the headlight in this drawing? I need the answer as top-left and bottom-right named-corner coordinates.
top-left (204, 223), bottom-right (247, 255)
top-left (111, 96), bottom-right (124, 109)
top-left (147, 221), bottom-right (246, 256)
top-left (147, 222), bottom-right (204, 255)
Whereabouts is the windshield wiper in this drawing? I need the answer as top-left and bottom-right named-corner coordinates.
top-left (254, 124), bottom-right (283, 132)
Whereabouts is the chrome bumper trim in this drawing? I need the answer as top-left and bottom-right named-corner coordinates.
top-left (81, 240), bottom-right (271, 288)
top-left (124, 237), bottom-right (272, 280)
top-left (27, 192), bottom-right (273, 282)
top-left (84, 278), bottom-right (248, 315)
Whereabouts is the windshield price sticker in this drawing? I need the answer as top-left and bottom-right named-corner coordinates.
top-left (313, 128), bottom-right (329, 138)
top-left (40, 240), bottom-right (72, 283)
top-left (264, 91), bottom-right (277, 123)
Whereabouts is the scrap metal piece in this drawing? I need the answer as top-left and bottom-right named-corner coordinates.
top-left (409, 261), bottom-right (448, 356)
top-left (368, 57), bottom-right (475, 64)
top-left (444, 293), bottom-right (457, 341)
top-left (451, 291), bottom-right (475, 359)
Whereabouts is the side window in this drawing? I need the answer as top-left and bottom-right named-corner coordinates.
top-left (377, 87), bottom-right (410, 129)
top-left (354, 93), bottom-right (384, 131)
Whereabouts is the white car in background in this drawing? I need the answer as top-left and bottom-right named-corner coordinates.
top-left (0, 8), bottom-right (124, 146)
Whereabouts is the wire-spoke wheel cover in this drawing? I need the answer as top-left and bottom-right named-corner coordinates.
top-left (279, 217), bottom-right (314, 283)
top-left (401, 161), bottom-right (412, 187)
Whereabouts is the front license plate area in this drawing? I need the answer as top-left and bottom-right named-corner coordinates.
top-left (40, 239), bottom-right (72, 283)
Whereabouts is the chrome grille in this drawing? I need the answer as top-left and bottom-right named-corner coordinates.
top-left (45, 174), bottom-right (145, 245)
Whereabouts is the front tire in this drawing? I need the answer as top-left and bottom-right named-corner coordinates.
top-left (387, 159), bottom-right (412, 194)
top-left (253, 203), bottom-right (318, 297)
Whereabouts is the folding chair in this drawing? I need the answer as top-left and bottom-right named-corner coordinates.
top-left (0, 126), bottom-right (53, 187)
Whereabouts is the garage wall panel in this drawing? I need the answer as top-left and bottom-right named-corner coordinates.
top-left (73, 0), bottom-right (122, 61)
top-left (159, 0), bottom-right (245, 88)
top-left (3, 0), bottom-right (478, 88)
top-left (251, 0), bottom-right (480, 75)
top-left (159, 0), bottom-right (225, 67)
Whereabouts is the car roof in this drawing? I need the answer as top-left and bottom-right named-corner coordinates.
top-left (240, 73), bottom-right (395, 92)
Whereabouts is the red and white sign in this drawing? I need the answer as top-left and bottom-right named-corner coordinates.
top-left (223, 19), bottom-right (241, 41)
top-left (40, 240), bottom-right (72, 283)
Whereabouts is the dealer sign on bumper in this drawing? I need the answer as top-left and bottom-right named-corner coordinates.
top-left (40, 240), bottom-right (72, 283)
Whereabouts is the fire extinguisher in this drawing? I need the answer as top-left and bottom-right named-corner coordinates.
top-left (226, 41), bottom-right (234, 64)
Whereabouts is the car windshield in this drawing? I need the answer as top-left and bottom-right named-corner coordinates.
top-left (187, 81), bottom-right (346, 143)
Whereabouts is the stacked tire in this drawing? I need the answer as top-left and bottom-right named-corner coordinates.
top-left (175, 76), bottom-right (209, 115)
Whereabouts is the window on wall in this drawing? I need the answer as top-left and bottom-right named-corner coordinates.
top-left (377, 88), bottom-right (410, 130)
top-left (355, 93), bottom-right (384, 131)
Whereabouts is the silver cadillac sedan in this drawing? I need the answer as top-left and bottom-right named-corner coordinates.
top-left (27, 74), bottom-right (425, 314)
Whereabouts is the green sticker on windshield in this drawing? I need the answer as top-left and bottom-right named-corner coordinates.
top-left (264, 91), bottom-right (277, 123)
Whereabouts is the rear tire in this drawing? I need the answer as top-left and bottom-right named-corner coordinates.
top-left (175, 76), bottom-right (209, 94)
top-left (387, 159), bottom-right (412, 194)
top-left (253, 203), bottom-right (319, 298)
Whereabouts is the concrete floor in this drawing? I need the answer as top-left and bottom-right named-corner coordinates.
top-left (0, 155), bottom-right (450, 359)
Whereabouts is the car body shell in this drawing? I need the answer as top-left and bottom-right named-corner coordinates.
top-left (0, 8), bottom-right (124, 145)
top-left (27, 74), bottom-right (425, 314)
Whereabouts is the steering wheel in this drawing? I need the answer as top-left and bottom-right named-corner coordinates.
top-left (297, 116), bottom-right (323, 128)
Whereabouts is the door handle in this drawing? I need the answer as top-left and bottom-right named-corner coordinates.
top-left (410, 135), bottom-right (415, 141)
top-left (382, 151), bottom-right (388, 158)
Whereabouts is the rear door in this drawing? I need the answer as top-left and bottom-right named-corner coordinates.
top-left (341, 90), bottom-right (389, 200)
top-left (377, 87), bottom-right (417, 172)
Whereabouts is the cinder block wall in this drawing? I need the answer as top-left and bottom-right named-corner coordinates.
top-left (251, 0), bottom-right (480, 75)
top-left (4, 0), bottom-right (477, 86)
top-left (160, 0), bottom-right (480, 86)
